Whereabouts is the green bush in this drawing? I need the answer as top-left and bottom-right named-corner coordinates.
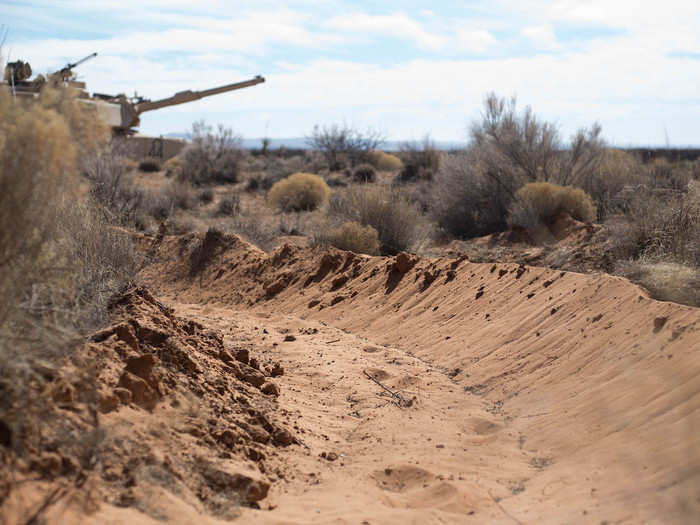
top-left (267, 172), bottom-right (331, 212)
top-left (508, 182), bottom-right (597, 230)
top-left (325, 221), bottom-right (380, 255)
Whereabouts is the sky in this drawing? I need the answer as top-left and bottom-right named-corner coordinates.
top-left (2, 1), bottom-right (699, 145)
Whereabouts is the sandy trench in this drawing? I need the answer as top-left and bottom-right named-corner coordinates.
top-left (125, 234), bottom-right (700, 524)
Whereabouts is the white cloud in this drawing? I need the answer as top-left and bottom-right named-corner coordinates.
top-left (521, 24), bottom-right (558, 49)
top-left (327, 12), bottom-right (447, 50)
top-left (456, 29), bottom-right (498, 53)
top-left (5, 2), bottom-right (700, 143)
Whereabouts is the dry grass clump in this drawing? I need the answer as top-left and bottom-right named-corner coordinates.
top-left (217, 195), bottom-right (241, 216)
top-left (179, 121), bottom-right (245, 185)
top-left (163, 179), bottom-right (197, 211)
top-left (268, 172), bottom-right (331, 212)
top-left (163, 156), bottom-right (182, 177)
top-left (615, 260), bottom-right (700, 307)
top-left (351, 163), bottom-right (377, 183)
top-left (138, 157), bottom-right (162, 172)
top-left (609, 181), bottom-right (700, 264)
top-left (368, 150), bottom-right (402, 171)
top-left (323, 221), bottom-right (380, 255)
top-left (329, 186), bottom-right (426, 255)
top-left (587, 149), bottom-right (645, 219)
top-left (198, 188), bottom-right (214, 203)
top-left (508, 182), bottom-right (597, 231)
top-left (397, 137), bottom-right (441, 182)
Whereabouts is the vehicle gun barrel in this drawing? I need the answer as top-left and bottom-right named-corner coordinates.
top-left (65, 52), bottom-right (98, 71)
top-left (134, 75), bottom-right (265, 115)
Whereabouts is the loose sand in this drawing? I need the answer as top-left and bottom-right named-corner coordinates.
top-left (5, 232), bottom-right (698, 524)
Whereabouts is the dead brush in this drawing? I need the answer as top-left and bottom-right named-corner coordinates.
top-left (0, 87), bottom-right (139, 492)
top-left (179, 121), bottom-right (245, 185)
top-left (138, 157), bottom-right (162, 172)
top-left (397, 136), bottom-right (441, 183)
top-left (329, 185), bottom-right (427, 255)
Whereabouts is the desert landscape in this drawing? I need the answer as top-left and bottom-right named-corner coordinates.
top-left (2, 5), bottom-right (700, 524)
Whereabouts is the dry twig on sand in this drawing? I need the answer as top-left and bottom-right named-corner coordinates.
top-left (363, 370), bottom-right (412, 408)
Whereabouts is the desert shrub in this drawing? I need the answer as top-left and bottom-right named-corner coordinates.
top-left (163, 179), bottom-right (197, 210)
top-left (267, 172), bottom-right (331, 212)
top-left (141, 189), bottom-right (173, 221)
top-left (329, 186), bottom-right (425, 255)
top-left (644, 157), bottom-right (696, 192)
top-left (397, 136), bottom-right (441, 182)
top-left (430, 94), bottom-right (605, 240)
top-left (470, 93), bottom-right (604, 188)
top-left (225, 211), bottom-right (279, 252)
top-left (615, 260), bottom-right (700, 307)
top-left (83, 143), bottom-right (147, 224)
top-left (198, 188), bottom-right (214, 203)
top-left (587, 149), bottom-right (645, 220)
top-left (246, 174), bottom-right (270, 192)
top-left (165, 215), bottom-right (197, 234)
top-left (265, 155), bottom-right (307, 180)
top-left (508, 182), bottom-right (596, 231)
top-left (609, 181), bottom-right (700, 264)
top-left (217, 195), bottom-right (241, 216)
top-left (368, 149), bottom-right (402, 171)
top-left (179, 121), bottom-right (244, 185)
top-left (0, 87), bottom-right (138, 457)
top-left (322, 221), bottom-right (381, 255)
top-left (163, 156), bottom-right (182, 177)
top-left (307, 123), bottom-right (384, 171)
top-left (351, 163), bottom-right (376, 183)
top-left (138, 157), bottom-right (161, 172)
top-left (431, 151), bottom-right (511, 238)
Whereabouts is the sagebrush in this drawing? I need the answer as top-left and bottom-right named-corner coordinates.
top-left (267, 172), bottom-right (331, 212)
top-left (322, 221), bottom-right (380, 255)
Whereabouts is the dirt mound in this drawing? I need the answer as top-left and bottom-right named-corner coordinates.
top-left (138, 232), bottom-right (700, 522)
top-left (1, 287), bottom-right (296, 523)
top-left (443, 215), bottom-right (614, 273)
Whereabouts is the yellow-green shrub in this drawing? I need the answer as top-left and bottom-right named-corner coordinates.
top-left (368, 150), bottom-right (402, 171)
top-left (267, 172), bottom-right (331, 211)
top-left (508, 182), bottom-right (597, 230)
top-left (326, 221), bottom-right (380, 255)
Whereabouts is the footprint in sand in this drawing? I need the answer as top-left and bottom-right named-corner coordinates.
top-left (364, 368), bottom-right (391, 381)
top-left (372, 465), bottom-right (435, 493)
top-left (466, 417), bottom-right (503, 435)
top-left (372, 465), bottom-right (476, 515)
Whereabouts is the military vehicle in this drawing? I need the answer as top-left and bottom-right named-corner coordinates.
top-left (3, 53), bottom-right (265, 156)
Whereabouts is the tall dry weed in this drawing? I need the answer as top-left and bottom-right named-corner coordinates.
top-left (0, 87), bottom-right (138, 460)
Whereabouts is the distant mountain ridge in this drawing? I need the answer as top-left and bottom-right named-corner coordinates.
top-left (163, 133), bottom-right (700, 157)
top-left (163, 133), bottom-right (467, 152)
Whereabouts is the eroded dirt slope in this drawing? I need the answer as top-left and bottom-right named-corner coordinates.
top-left (137, 231), bottom-right (700, 523)
top-left (2, 287), bottom-right (296, 524)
